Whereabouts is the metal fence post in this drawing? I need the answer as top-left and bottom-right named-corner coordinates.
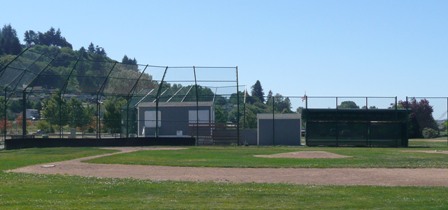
top-left (236, 66), bottom-right (240, 145)
top-left (22, 91), bottom-right (27, 137)
top-left (155, 67), bottom-right (168, 138)
top-left (336, 97), bottom-right (338, 109)
top-left (272, 97), bottom-right (275, 146)
top-left (59, 94), bottom-right (63, 138)
top-left (193, 66), bottom-right (199, 146)
top-left (365, 97), bottom-right (368, 109)
top-left (3, 89), bottom-right (7, 140)
top-left (125, 65), bottom-right (149, 138)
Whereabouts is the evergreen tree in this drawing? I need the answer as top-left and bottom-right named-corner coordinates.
top-left (251, 80), bottom-right (265, 103)
top-left (0, 24), bottom-right (22, 55)
top-left (88, 42), bottom-right (95, 54)
top-left (78, 47), bottom-right (88, 58)
top-left (95, 45), bottom-right (106, 56)
top-left (37, 27), bottom-right (72, 49)
top-left (122, 55), bottom-right (138, 65)
top-left (266, 90), bottom-right (273, 106)
top-left (122, 55), bottom-right (129, 64)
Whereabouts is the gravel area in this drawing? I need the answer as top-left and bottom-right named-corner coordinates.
top-left (8, 147), bottom-right (448, 186)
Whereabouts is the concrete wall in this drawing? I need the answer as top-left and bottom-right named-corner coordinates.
top-left (5, 137), bottom-right (196, 150)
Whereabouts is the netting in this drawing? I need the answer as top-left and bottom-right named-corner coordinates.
top-left (0, 46), bottom-right (240, 144)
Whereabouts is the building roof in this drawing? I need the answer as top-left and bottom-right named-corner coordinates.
top-left (257, 113), bottom-right (301, 119)
top-left (138, 101), bottom-right (214, 108)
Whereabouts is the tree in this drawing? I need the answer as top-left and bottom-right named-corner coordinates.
top-left (88, 42), bottom-right (95, 54)
top-left (95, 45), bottom-right (106, 56)
top-left (228, 91), bottom-right (244, 105)
top-left (267, 93), bottom-right (292, 113)
top-left (67, 98), bottom-right (91, 129)
top-left (24, 30), bottom-right (38, 46)
top-left (241, 105), bottom-right (256, 128)
top-left (251, 80), bottom-right (265, 103)
top-left (103, 97), bottom-right (126, 133)
top-left (0, 118), bottom-right (11, 133)
top-left (41, 91), bottom-right (68, 127)
top-left (37, 27), bottom-right (72, 49)
top-left (9, 99), bottom-right (34, 113)
top-left (78, 47), bottom-right (88, 58)
top-left (0, 54), bottom-right (14, 69)
top-left (0, 24), bottom-right (22, 55)
top-left (121, 55), bottom-right (138, 71)
top-left (122, 55), bottom-right (130, 64)
top-left (0, 97), bottom-right (8, 133)
top-left (266, 90), bottom-right (273, 106)
top-left (362, 105), bottom-right (378, 109)
top-left (243, 90), bottom-right (256, 104)
top-left (278, 96), bottom-right (292, 113)
top-left (399, 98), bottom-right (439, 138)
top-left (441, 121), bottom-right (448, 132)
top-left (214, 106), bottom-right (228, 124)
top-left (214, 95), bottom-right (227, 106)
top-left (338, 101), bottom-right (359, 109)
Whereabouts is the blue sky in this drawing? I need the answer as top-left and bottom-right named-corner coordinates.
top-left (2, 0), bottom-right (448, 110)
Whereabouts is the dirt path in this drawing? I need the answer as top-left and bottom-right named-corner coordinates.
top-left (8, 147), bottom-right (448, 187)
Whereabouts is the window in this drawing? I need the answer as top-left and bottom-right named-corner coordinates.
top-left (188, 110), bottom-right (209, 123)
top-left (145, 111), bottom-right (161, 127)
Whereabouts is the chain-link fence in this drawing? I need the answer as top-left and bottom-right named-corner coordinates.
top-left (3, 47), bottom-right (447, 148)
top-left (241, 96), bottom-right (407, 146)
top-left (0, 46), bottom-right (240, 145)
top-left (302, 96), bottom-right (407, 147)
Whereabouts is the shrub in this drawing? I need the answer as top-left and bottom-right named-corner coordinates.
top-left (422, 127), bottom-right (439, 139)
top-left (36, 120), bottom-right (54, 133)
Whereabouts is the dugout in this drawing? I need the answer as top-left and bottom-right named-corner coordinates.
top-left (302, 109), bottom-right (408, 147)
top-left (138, 101), bottom-right (214, 137)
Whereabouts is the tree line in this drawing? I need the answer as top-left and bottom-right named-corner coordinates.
top-left (0, 24), bottom-right (138, 70)
top-left (336, 98), bottom-right (441, 139)
top-left (216, 80), bottom-right (294, 129)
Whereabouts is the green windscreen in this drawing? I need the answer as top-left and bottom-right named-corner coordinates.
top-left (303, 109), bottom-right (408, 147)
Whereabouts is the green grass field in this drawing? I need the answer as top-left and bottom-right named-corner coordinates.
top-left (87, 140), bottom-right (448, 168)
top-left (0, 141), bottom-right (448, 209)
